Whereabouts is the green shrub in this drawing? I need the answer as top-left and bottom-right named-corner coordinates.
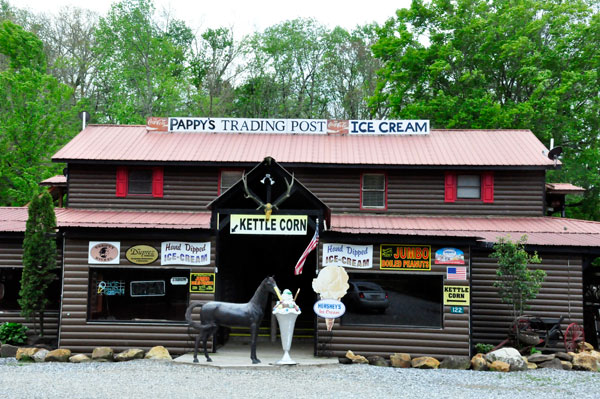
top-left (475, 343), bottom-right (494, 354)
top-left (0, 322), bottom-right (29, 345)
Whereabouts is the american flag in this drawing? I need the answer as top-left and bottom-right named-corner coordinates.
top-left (447, 266), bottom-right (467, 280)
top-left (294, 221), bottom-right (319, 275)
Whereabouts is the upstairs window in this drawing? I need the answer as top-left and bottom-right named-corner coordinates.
top-left (445, 172), bottom-right (493, 203)
top-left (116, 167), bottom-right (163, 198)
top-left (219, 170), bottom-right (244, 194)
top-left (361, 173), bottom-right (387, 210)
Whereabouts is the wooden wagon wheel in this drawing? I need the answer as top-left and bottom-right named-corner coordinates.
top-left (564, 322), bottom-right (585, 352)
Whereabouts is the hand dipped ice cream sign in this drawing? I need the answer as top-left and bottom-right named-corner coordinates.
top-left (380, 245), bottom-right (431, 271)
top-left (161, 241), bottom-right (210, 265)
top-left (125, 245), bottom-right (159, 265)
top-left (147, 117), bottom-right (430, 135)
top-left (322, 243), bottom-right (372, 269)
top-left (88, 242), bottom-right (120, 264)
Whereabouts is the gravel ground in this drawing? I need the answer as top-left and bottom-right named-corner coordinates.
top-left (1, 358), bottom-right (599, 399)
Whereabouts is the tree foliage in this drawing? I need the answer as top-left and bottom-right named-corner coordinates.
top-left (19, 192), bottom-right (57, 336)
top-left (371, 0), bottom-right (600, 220)
top-left (490, 235), bottom-right (545, 319)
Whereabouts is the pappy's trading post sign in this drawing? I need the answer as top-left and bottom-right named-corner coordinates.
top-left (380, 245), bottom-right (431, 271)
top-left (322, 243), bottom-right (372, 269)
top-left (230, 214), bottom-right (307, 235)
top-left (443, 286), bottom-right (470, 306)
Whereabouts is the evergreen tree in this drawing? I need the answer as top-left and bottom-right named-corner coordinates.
top-left (19, 191), bottom-right (57, 337)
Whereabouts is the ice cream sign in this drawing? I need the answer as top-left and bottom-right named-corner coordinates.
top-left (312, 266), bottom-right (350, 331)
top-left (313, 299), bottom-right (346, 319)
top-left (322, 243), bottom-right (372, 269)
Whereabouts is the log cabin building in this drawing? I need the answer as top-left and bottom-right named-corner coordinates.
top-left (1, 117), bottom-right (600, 359)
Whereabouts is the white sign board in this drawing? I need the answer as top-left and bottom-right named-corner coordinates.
top-left (313, 299), bottom-right (346, 319)
top-left (230, 214), bottom-right (307, 235)
top-left (88, 241), bottom-right (120, 264)
top-left (165, 117), bottom-right (430, 135)
top-left (322, 243), bottom-right (373, 269)
top-left (161, 241), bottom-right (210, 265)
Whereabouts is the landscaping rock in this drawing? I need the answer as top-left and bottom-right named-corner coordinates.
top-left (571, 352), bottom-right (599, 371)
top-left (69, 354), bottom-right (91, 363)
top-left (537, 358), bottom-right (563, 370)
top-left (439, 355), bottom-right (470, 370)
top-left (367, 355), bottom-right (388, 367)
top-left (489, 360), bottom-right (510, 372)
top-left (390, 353), bottom-right (411, 368)
top-left (16, 347), bottom-right (40, 361)
top-left (486, 347), bottom-right (527, 371)
top-left (345, 350), bottom-right (368, 364)
top-left (338, 357), bottom-right (352, 365)
top-left (411, 357), bottom-right (440, 369)
top-left (527, 353), bottom-right (555, 363)
top-left (561, 361), bottom-right (573, 371)
top-left (145, 346), bottom-right (172, 361)
top-left (45, 349), bottom-right (71, 362)
top-left (92, 347), bottom-right (114, 362)
top-left (555, 352), bottom-right (573, 362)
top-left (0, 344), bottom-right (18, 358)
top-left (115, 348), bottom-right (145, 362)
top-left (470, 353), bottom-right (489, 371)
top-left (33, 349), bottom-right (49, 363)
top-left (578, 342), bottom-right (594, 352)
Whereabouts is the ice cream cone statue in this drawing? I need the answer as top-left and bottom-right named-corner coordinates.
top-left (312, 266), bottom-right (349, 331)
top-left (272, 289), bottom-right (301, 364)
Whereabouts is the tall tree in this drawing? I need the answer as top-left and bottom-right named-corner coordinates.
top-left (0, 20), bottom-right (74, 206)
top-left (371, 0), bottom-right (600, 220)
top-left (93, 0), bottom-right (193, 123)
top-left (19, 192), bottom-right (57, 337)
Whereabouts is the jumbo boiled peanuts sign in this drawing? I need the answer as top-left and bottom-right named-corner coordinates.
top-left (229, 214), bottom-right (307, 235)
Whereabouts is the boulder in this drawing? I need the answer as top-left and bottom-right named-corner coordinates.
top-left (470, 353), bottom-right (489, 371)
top-left (555, 352), bottom-right (573, 362)
top-left (33, 349), bottom-right (49, 363)
top-left (571, 352), bottom-right (599, 371)
top-left (411, 357), bottom-right (440, 369)
top-left (69, 354), bottom-right (91, 363)
top-left (367, 355), bottom-right (389, 367)
top-left (338, 357), bottom-right (352, 365)
top-left (489, 360), bottom-right (510, 372)
top-left (527, 353), bottom-right (555, 363)
top-left (486, 347), bottom-right (527, 371)
top-left (537, 358), bottom-right (563, 370)
top-left (92, 347), bottom-right (114, 362)
top-left (578, 342), bottom-right (594, 352)
top-left (561, 361), bottom-right (573, 371)
top-left (345, 350), bottom-right (368, 364)
top-left (390, 353), bottom-right (411, 368)
top-left (145, 346), bottom-right (172, 361)
top-left (115, 348), bottom-right (145, 362)
top-left (45, 349), bottom-right (71, 362)
top-left (439, 356), bottom-right (470, 370)
top-left (16, 347), bottom-right (40, 362)
top-left (0, 344), bottom-right (18, 358)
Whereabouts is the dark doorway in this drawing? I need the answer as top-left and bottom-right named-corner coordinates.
top-left (216, 228), bottom-right (317, 343)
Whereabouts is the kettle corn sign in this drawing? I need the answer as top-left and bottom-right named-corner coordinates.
top-left (443, 286), bottom-right (470, 306)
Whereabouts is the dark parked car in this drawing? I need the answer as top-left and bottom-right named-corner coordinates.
top-left (344, 281), bottom-right (390, 314)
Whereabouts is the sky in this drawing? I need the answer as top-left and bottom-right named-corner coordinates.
top-left (15, 0), bottom-right (413, 38)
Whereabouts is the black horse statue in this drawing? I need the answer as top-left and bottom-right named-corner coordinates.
top-left (185, 276), bottom-right (278, 364)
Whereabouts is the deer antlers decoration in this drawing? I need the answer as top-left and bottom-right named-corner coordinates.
top-left (242, 173), bottom-right (295, 220)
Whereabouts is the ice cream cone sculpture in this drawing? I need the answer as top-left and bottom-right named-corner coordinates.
top-left (325, 317), bottom-right (335, 331)
top-left (272, 288), bottom-right (301, 364)
top-left (312, 266), bottom-right (349, 331)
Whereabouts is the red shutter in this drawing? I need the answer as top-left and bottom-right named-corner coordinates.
top-left (116, 167), bottom-right (128, 197)
top-left (444, 172), bottom-right (457, 203)
top-left (482, 172), bottom-right (494, 203)
top-left (152, 167), bottom-right (164, 198)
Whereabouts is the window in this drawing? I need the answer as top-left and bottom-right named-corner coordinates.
top-left (0, 268), bottom-right (61, 311)
top-left (219, 170), bottom-right (244, 194)
top-left (116, 167), bottom-right (163, 197)
top-left (361, 173), bottom-right (387, 209)
top-left (88, 268), bottom-right (189, 322)
top-left (445, 172), bottom-right (494, 203)
top-left (341, 274), bottom-right (443, 328)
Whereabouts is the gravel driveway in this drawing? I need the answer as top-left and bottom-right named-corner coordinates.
top-left (1, 358), bottom-right (599, 399)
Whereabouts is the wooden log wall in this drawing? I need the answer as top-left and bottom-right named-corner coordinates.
top-left (67, 165), bottom-right (545, 217)
top-left (316, 242), bottom-right (471, 359)
top-left (59, 235), bottom-right (215, 355)
top-left (471, 251), bottom-right (583, 347)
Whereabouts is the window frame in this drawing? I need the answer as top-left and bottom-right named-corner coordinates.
top-left (360, 172), bottom-right (388, 211)
top-left (445, 171), bottom-right (494, 203)
top-left (218, 169), bottom-right (245, 195)
top-left (116, 166), bottom-right (164, 198)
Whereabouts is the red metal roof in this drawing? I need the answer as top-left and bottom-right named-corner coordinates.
top-left (0, 207), bottom-right (30, 232)
top-left (54, 209), bottom-right (211, 230)
top-left (40, 175), bottom-right (67, 186)
top-left (52, 125), bottom-right (556, 167)
top-left (330, 214), bottom-right (600, 247)
top-left (546, 183), bottom-right (585, 194)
